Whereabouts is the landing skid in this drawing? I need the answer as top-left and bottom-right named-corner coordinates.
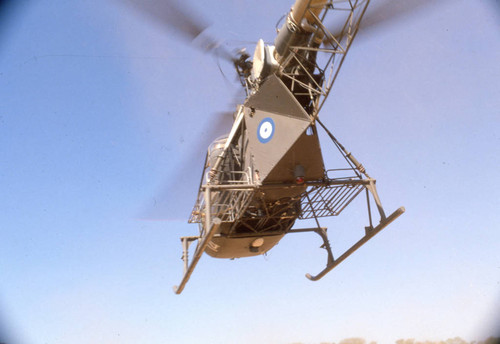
top-left (291, 206), bottom-right (404, 281)
top-left (173, 218), bottom-right (221, 295)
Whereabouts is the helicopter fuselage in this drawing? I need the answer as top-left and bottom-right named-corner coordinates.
top-left (192, 73), bottom-right (325, 258)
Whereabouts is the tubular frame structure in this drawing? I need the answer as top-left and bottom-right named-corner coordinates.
top-left (277, 0), bottom-right (370, 120)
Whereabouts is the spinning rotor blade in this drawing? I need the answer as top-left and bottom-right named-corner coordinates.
top-left (361, 0), bottom-right (437, 33)
top-left (122, 0), bottom-right (235, 62)
top-left (324, 0), bottom-right (438, 43)
top-left (139, 110), bottom-right (235, 221)
top-left (124, 0), bottom-right (206, 40)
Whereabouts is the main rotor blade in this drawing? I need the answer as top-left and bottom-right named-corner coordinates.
top-left (121, 0), bottom-right (235, 61)
top-left (360, 0), bottom-right (437, 33)
top-left (123, 0), bottom-right (207, 40)
top-left (324, 0), bottom-right (438, 44)
top-left (138, 110), bottom-right (235, 221)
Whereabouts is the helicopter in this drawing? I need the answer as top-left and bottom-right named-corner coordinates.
top-left (127, 0), bottom-right (405, 294)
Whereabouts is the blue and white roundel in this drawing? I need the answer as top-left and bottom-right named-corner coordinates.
top-left (257, 117), bottom-right (275, 143)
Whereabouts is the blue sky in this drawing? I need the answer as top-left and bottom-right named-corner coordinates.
top-left (1, 0), bottom-right (499, 343)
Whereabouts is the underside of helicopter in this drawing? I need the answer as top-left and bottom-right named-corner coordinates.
top-left (173, 0), bottom-right (404, 294)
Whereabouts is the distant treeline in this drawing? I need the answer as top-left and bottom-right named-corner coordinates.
top-left (394, 337), bottom-right (500, 344)
top-left (291, 336), bottom-right (500, 344)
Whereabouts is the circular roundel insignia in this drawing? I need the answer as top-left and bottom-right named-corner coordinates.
top-left (257, 117), bottom-right (275, 143)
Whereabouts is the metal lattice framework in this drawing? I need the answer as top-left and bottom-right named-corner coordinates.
top-left (188, 129), bottom-right (379, 231)
top-left (278, 0), bottom-right (370, 119)
top-left (300, 180), bottom-right (365, 219)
